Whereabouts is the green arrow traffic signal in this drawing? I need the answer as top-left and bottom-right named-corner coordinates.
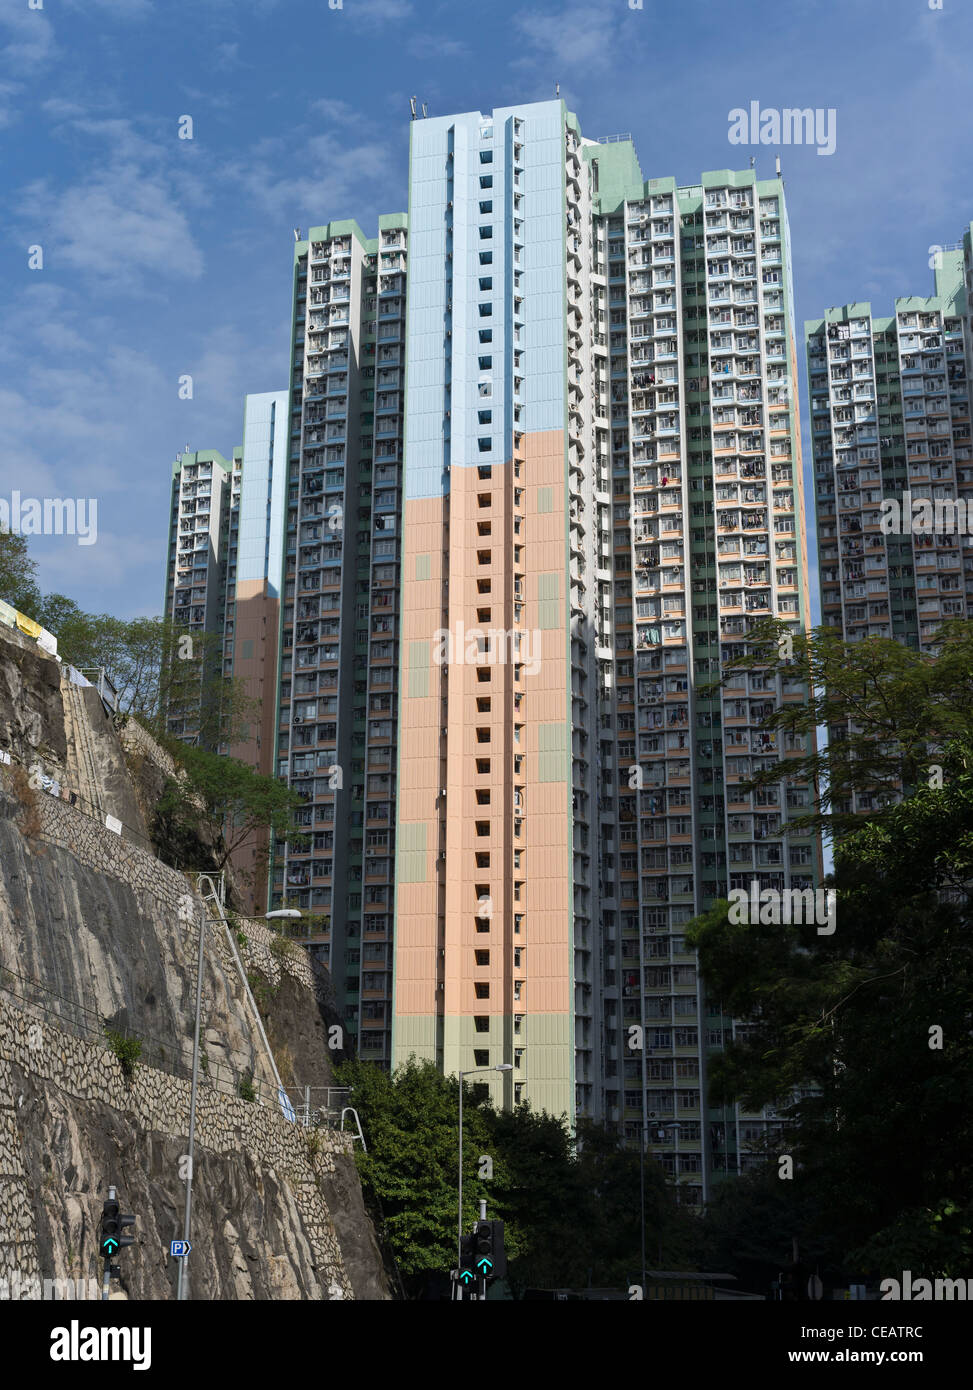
top-left (477, 1256), bottom-right (493, 1273)
top-left (100, 1200), bottom-right (120, 1259)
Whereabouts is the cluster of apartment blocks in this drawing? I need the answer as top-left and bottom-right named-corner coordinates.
top-left (162, 99), bottom-right (972, 1205)
top-left (805, 227), bottom-right (973, 818)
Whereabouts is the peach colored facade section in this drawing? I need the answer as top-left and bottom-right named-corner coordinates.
top-left (394, 430), bottom-right (573, 1099)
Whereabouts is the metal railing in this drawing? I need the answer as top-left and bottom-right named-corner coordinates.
top-left (286, 1086), bottom-right (366, 1149)
top-left (79, 666), bottom-right (119, 714)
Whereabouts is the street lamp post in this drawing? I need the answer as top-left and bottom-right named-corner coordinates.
top-left (648, 1121), bottom-right (684, 1272)
top-left (458, 1063), bottom-right (512, 1297)
top-left (177, 897), bottom-right (302, 1300)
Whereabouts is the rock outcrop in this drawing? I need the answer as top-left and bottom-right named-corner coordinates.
top-left (0, 624), bottom-right (391, 1300)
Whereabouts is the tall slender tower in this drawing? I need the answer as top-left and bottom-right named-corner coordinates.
top-left (391, 101), bottom-right (819, 1200)
top-left (270, 216), bottom-right (408, 1066)
top-left (163, 449), bottom-right (233, 744)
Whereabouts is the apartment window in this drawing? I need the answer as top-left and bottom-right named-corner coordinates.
top-left (475, 820), bottom-right (490, 836)
top-left (476, 727), bottom-right (491, 743)
top-left (476, 788), bottom-right (491, 804)
top-left (479, 251), bottom-right (493, 265)
top-left (475, 852), bottom-right (491, 868)
top-left (478, 356), bottom-right (493, 370)
top-left (479, 277), bottom-right (493, 291)
top-left (474, 1049), bottom-right (490, 1066)
top-left (479, 330), bottom-right (493, 344)
top-left (475, 950), bottom-right (490, 966)
top-left (476, 758), bottom-right (490, 773)
top-left (477, 576), bottom-right (492, 592)
top-left (479, 302), bottom-right (492, 317)
top-left (480, 175), bottom-right (493, 189)
top-left (479, 151), bottom-right (493, 164)
top-left (479, 201), bottom-right (493, 214)
top-left (479, 225), bottom-right (493, 240)
top-left (478, 410), bottom-right (492, 425)
top-left (474, 1016), bottom-right (490, 1032)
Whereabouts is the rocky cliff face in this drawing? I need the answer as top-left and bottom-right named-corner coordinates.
top-left (0, 625), bottom-right (391, 1300)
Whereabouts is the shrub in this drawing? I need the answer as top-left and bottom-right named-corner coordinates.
top-left (104, 1027), bottom-right (142, 1083)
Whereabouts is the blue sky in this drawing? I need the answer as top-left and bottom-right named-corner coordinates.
top-left (1, 0), bottom-right (971, 620)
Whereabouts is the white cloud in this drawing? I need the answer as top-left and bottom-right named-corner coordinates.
top-left (63, 0), bottom-right (155, 14)
top-left (512, 2), bottom-right (623, 77)
top-left (41, 98), bottom-right (90, 120)
top-left (220, 130), bottom-right (401, 226)
top-left (307, 97), bottom-right (358, 124)
top-left (19, 162), bottom-right (205, 290)
top-left (0, 0), bottom-right (56, 75)
top-left (214, 41), bottom-right (244, 72)
top-left (407, 34), bottom-right (469, 60)
top-left (346, 0), bottom-right (414, 24)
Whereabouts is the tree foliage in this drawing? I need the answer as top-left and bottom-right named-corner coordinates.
top-left (153, 743), bottom-right (308, 870)
top-left (335, 1057), bottom-right (693, 1297)
top-left (708, 617), bottom-right (973, 840)
top-left (690, 622), bottom-right (973, 1280)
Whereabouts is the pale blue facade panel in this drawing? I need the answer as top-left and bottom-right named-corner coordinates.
top-left (238, 390), bottom-right (288, 592)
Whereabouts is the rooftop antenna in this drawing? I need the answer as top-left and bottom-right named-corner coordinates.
top-left (409, 96), bottom-right (417, 120)
top-left (775, 155), bottom-right (781, 177)
top-left (421, 102), bottom-right (428, 119)
top-left (555, 81), bottom-right (560, 97)
top-left (294, 228), bottom-right (302, 241)
top-left (749, 156), bottom-right (755, 170)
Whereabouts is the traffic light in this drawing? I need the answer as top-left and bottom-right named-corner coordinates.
top-left (458, 1232), bottom-right (477, 1289)
top-left (471, 1220), bottom-right (506, 1281)
top-left (100, 1200), bottom-right (136, 1260)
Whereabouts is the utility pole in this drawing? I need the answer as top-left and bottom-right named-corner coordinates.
top-left (176, 898), bottom-right (207, 1301)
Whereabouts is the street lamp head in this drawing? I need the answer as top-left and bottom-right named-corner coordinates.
top-left (265, 909), bottom-right (302, 919)
top-left (495, 1063), bottom-right (514, 1072)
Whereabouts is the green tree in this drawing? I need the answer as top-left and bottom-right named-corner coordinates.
top-left (154, 743), bottom-right (309, 871)
top-left (0, 527), bottom-right (42, 616)
top-left (688, 729), bottom-right (973, 1278)
top-left (708, 617), bottom-right (973, 840)
top-left (334, 1058), bottom-right (493, 1292)
top-left (335, 1058), bottom-right (689, 1297)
